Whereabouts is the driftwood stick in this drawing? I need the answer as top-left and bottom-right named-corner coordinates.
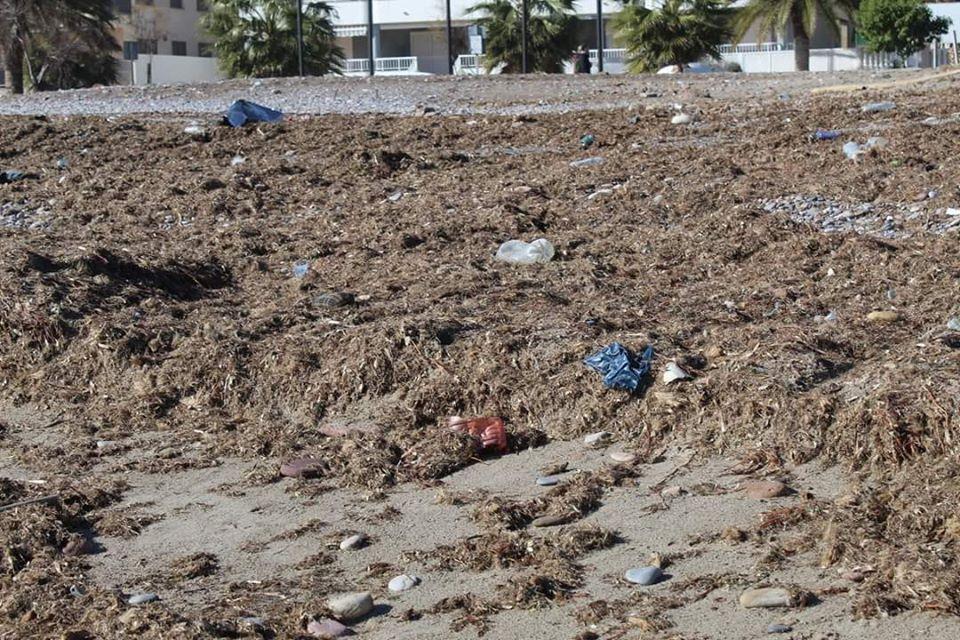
top-left (0, 494), bottom-right (59, 513)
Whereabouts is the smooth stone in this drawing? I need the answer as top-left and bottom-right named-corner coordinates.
top-left (536, 476), bottom-right (559, 486)
top-left (279, 457), bottom-right (324, 479)
top-left (584, 431), bottom-right (611, 446)
top-left (767, 624), bottom-right (792, 634)
top-left (339, 534), bottom-right (367, 551)
top-left (388, 574), bottom-right (419, 592)
top-left (531, 513), bottom-right (573, 527)
top-left (740, 587), bottom-right (792, 608)
top-left (661, 485), bottom-right (683, 498)
top-left (609, 452), bottom-right (636, 463)
top-left (307, 617), bottom-right (350, 638)
top-left (127, 593), bottom-right (159, 605)
top-left (841, 570), bottom-right (864, 582)
top-left (671, 113), bottom-right (696, 125)
top-left (316, 292), bottom-right (356, 308)
top-left (327, 592), bottom-right (373, 621)
top-left (743, 480), bottom-right (788, 499)
top-left (866, 310), bottom-right (900, 323)
top-left (625, 566), bottom-right (664, 585)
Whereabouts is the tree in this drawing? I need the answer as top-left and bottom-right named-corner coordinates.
top-left (613, 0), bottom-right (731, 73)
top-left (0, 0), bottom-right (117, 94)
top-left (202, 0), bottom-right (343, 78)
top-left (734, 0), bottom-right (856, 71)
top-left (858, 0), bottom-right (950, 61)
top-left (468, 0), bottom-right (577, 73)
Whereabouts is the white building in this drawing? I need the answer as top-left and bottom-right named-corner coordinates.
top-left (101, 0), bottom-right (959, 85)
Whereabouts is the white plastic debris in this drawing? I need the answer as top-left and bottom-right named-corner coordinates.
top-left (662, 362), bottom-right (691, 384)
top-left (671, 113), bottom-right (696, 125)
top-left (495, 238), bottom-right (555, 265)
top-left (570, 157), bottom-right (604, 168)
top-left (861, 102), bottom-right (895, 113)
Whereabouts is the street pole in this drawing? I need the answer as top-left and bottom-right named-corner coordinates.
top-left (446, 0), bottom-right (454, 74)
top-left (595, 0), bottom-right (603, 73)
top-left (295, 0), bottom-right (304, 76)
top-left (521, 0), bottom-right (529, 73)
top-left (367, 0), bottom-right (375, 76)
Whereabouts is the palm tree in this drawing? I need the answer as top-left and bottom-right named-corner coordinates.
top-left (614, 0), bottom-right (731, 73)
top-left (203, 0), bottom-right (343, 78)
top-left (468, 0), bottom-right (578, 73)
top-left (734, 0), bottom-right (856, 71)
top-left (0, 0), bottom-right (116, 94)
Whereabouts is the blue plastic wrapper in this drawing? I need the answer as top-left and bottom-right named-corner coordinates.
top-left (584, 343), bottom-right (654, 392)
top-left (0, 170), bottom-right (27, 184)
top-left (813, 130), bottom-right (841, 141)
top-left (224, 100), bottom-right (284, 128)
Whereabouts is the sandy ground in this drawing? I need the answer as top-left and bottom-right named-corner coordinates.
top-left (4, 406), bottom-right (960, 639)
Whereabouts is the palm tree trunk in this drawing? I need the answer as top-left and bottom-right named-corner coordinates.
top-left (4, 41), bottom-right (25, 94)
top-left (790, 9), bottom-right (810, 72)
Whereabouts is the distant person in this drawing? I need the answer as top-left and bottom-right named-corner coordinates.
top-left (572, 46), bottom-right (592, 74)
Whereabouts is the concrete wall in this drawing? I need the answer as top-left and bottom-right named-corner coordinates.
top-left (126, 54), bottom-right (224, 85)
top-left (722, 48), bottom-right (864, 73)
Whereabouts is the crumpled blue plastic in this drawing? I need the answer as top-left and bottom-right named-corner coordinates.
top-left (0, 170), bottom-right (27, 184)
top-left (813, 130), bottom-right (842, 141)
top-left (224, 100), bottom-right (284, 128)
top-left (584, 343), bottom-right (654, 392)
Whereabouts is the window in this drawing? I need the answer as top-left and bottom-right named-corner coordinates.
top-left (112, 0), bottom-right (131, 13)
top-left (123, 41), bottom-right (139, 60)
top-left (139, 0), bottom-right (154, 5)
top-left (198, 43), bottom-right (214, 57)
top-left (170, 0), bottom-right (182, 7)
top-left (138, 39), bottom-right (158, 55)
top-left (197, 0), bottom-right (208, 11)
top-left (172, 41), bottom-right (187, 56)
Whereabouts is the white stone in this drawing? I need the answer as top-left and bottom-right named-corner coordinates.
top-left (388, 574), bottom-right (419, 593)
top-left (327, 592), bottom-right (374, 621)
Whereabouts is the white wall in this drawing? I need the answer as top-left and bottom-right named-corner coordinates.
top-left (127, 55), bottom-right (224, 85)
top-left (722, 48), bottom-right (864, 73)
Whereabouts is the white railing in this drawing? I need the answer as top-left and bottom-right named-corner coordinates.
top-left (718, 42), bottom-right (793, 54)
top-left (343, 56), bottom-right (420, 75)
top-left (588, 48), bottom-right (627, 64)
top-left (454, 54), bottom-right (486, 74)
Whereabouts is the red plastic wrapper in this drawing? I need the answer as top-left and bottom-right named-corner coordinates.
top-left (448, 416), bottom-right (508, 454)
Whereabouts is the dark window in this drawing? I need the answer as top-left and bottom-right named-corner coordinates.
top-left (123, 41), bottom-right (139, 60)
top-left (197, 0), bottom-right (208, 10)
top-left (113, 0), bottom-right (131, 13)
top-left (139, 0), bottom-right (154, 5)
top-left (172, 41), bottom-right (187, 56)
top-left (198, 43), bottom-right (214, 57)
top-left (170, 0), bottom-right (182, 7)
top-left (138, 39), bottom-right (158, 55)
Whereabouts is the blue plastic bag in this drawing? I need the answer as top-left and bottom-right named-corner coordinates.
top-left (813, 130), bottom-right (841, 141)
top-left (584, 343), bottom-right (654, 392)
top-left (0, 170), bottom-right (27, 184)
top-left (224, 100), bottom-right (283, 128)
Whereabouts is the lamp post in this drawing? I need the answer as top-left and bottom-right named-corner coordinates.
top-left (595, 0), bottom-right (603, 73)
top-left (367, 0), bottom-right (375, 76)
top-left (521, 0), bottom-right (529, 73)
top-left (446, 0), bottom-right (454, 74)
top-left (295, 0), bottom-right (304, 76)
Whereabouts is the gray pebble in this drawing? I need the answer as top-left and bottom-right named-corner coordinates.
top-left (388, 574), bottom-right (419, 592)
top-left (339, 533), bottom-right (367, 550)
top-left (127, 593), bottom-right (159, 605)
top-left (536, 476), bottom-right (559, 486)
top-left (767, 624), bottom-right (792, 634)
top-left (624, 566), bottom-right (663, 585)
